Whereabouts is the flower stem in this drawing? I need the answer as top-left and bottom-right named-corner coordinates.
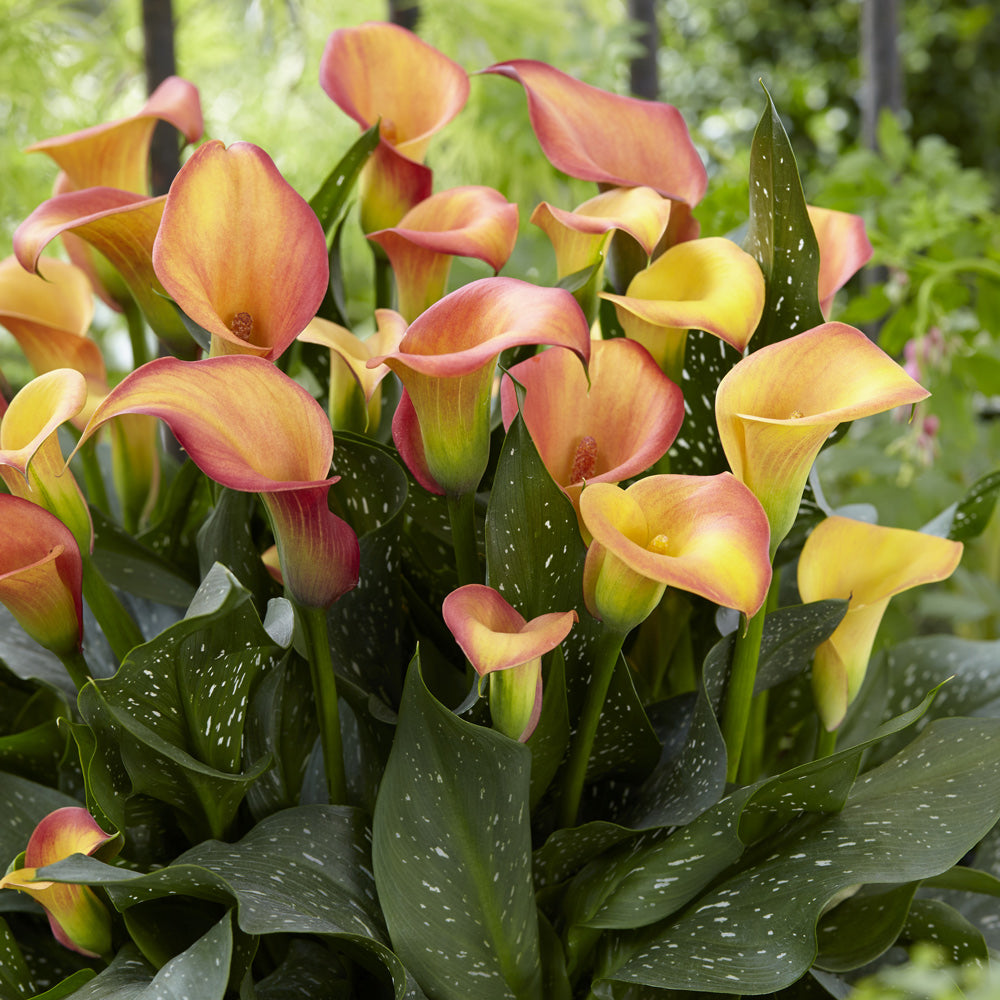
top-left (57, 647), bottom-right (93, 691)
top-left (81, 556), bottom-right (143, 664)
top-left (123, 298), bottom-right (150, 370)
top-left (447, 491), bottom-right (480, 587)
top-left (558, 627), bottom-right (626, 828)
top-left (815, 726), bottom-right (838, 759)
top-left (75, 438), bottom-right (111, 517)
top-left (722, 602), bottom-right (767, 784)
top-left (373, 251), bottom-right (394, 311)
top-left (298, 604), bottom-right (347, 805)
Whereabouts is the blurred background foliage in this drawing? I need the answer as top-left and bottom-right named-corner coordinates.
top-left (1, 0), bottom-right (999, 644)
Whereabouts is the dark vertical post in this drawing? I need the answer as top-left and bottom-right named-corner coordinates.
top-left (628, 0), bottom-right (659, 99)
top-left (861, 0), bottom-right (903, 150)
top-left (388, 0), bottom-right (420, 31)
top-left (142, 0), bottom-right (180, 195)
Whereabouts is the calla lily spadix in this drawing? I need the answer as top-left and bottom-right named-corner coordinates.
top-left (580, 473), bottom-right (772, 635)
top-left (298, 310), bottom-right (406, 432)
top-left (603, 237), bottom-right (766, 380)
top-left (0, 807), bottom-right (121, 957)
top-left (370, 276), bottom-right (591, 496)
top-left (500, 337), bottom-right (684, 521)
top-left (715, 322), bottom-right (930, 553)
top-left (807, 205), bottom-right (874, 317)
top-left (76, 356), bottom-right (360, 609)
top-left (798, 515), bottom-right (963, 730)
top-left (320, 22), bottom-right (469, 231)
top-left (443, 584), bottom-right (577, 742)
top-left (368, 185), bottom-right (519, 322)
top-left (0, 369), bottom-right (93, 552)
top-left (0, 495), bottom-right (84, 658)
top-left (152, 140), bottom-right (329, 361)
top-left (481, 59), bottom-right (707, 207)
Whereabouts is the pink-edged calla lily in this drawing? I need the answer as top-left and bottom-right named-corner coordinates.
top-left (715, 322), bottom-right (930, 554)
top-left (152, 140), bottom-right (329, 361)
top-left (298, 311), bottom-right (406, 433)
top-left (369, 277), bottom-right (591, 496)
top-left (442, 584), bottom-right (577, 742)
top-left (807, 205), bottom-right (874, 317)
top-left (0, 495), bottom-right (84, 657)
top-left (368, 186), bottom-right (518, 322)
top-left (481, 59), bottom-right (707, 207)
top-left (580, 473), bottom-right (772, 635)
top-left (0, 369), bottom-right (93, 552)
top-left (27, 76), bottom-right (202, 195)
top-left (320, 22), bottom-right (469, 231)
top-left (0, 807), bottom-right (122, 957)
top-left (76, 356), bottom-right (360, 608)
top-left (500, 337), bottom-right (684, 521)
top-left (602, 237), bottom-right (766, 380)
top-left (798, 516), bottom-right (963, 730)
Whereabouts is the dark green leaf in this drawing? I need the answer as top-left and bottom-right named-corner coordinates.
top-left (0, 917), bottom-right (33, 999)
top-left (901, 898), bottom-right (988, 965)
top-left (308, 123), bottom-right (380, 235)
top-left (948, 469), bottom-right (1000, 542)
top-left (253, 937), bottom-right (351, 1000)
top-left (814, 884), bottom-right (917, 973)
top-left (0, 773), bottom-right (81, 867)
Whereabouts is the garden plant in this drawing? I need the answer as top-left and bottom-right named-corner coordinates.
top-left (2, 18), bottom-right (1000, 1000)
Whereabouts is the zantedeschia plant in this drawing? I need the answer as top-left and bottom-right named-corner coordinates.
top-left (0, 22), bottom-right (997, 1000)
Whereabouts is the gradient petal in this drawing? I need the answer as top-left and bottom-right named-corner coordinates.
top-left (482, 59), bottom-right (707, 205)
top-left (152, 141), bottom-right (329, 360)
top-left (807, 205), bottom-right (874, 317)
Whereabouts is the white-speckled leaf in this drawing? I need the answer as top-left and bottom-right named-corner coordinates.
top-left (0, 772), bottom-right (81, 870)
top-left (603, 718), bottom-right (1000, 994)
top-left (372, 659), bottom-right (542, 1000)
top-left (901, 897), bottom-right (988, 965)
top-left (922, 468), bottom-right (1000, 542)
top-left (35, 947), bottom-right (151, 999)
top-left (138, 911), bottom-right (232, 1000)
top-left (252, 936), bottom-right (352, 999)
top-left (0, 916), bottom-right (33, 997)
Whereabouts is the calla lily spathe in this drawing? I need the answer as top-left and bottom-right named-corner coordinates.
top-left (580, 473), bottom-right (772, 635)
top-left (807, 205), bottom-right (873, 317)
top-left (320, 22), bottom-right (469, 231)
top-left (443, 584), bottom-right (577, 742)
top-left (370, 277), bottom-right (591, 496)
top-left (76, 356), bottom-right (360, 609)
top-left (368, 186), bottom-right (518, 322)
top-left (715, 322), bottom-right (930, 552)
top-left (0, 807), bottom-right (121, 957)
top-left (152, 141), bottom-right (329, 361)
top-left (798, 515), bottom-right (963, 730)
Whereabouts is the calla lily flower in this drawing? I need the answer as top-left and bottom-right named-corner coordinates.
top-left (369, 277), bottom-right (591, 496)
top-left (0, 807), bottom-right (121, 957)
top-left (0, 369), bottom-right (93, 552)
top-left (807, 205), bottom-right (874, 317)
top-left (715, 322), bottom-right (930, 553)
top-left (298, 310), bottom-right (406, 433)
top-left (602, 237), bottom-right (766, 380)
top-left (0, 495), bottom-right (84, 657)
top-left (500, 337), bottom-right (684, 520)
top-left (76, 356), bottom-right (360, 609)
top-left (580, 473), bottom-right (772, 635)
top-left (442, 584), bottom-right (577, 742)
top-left (27, 76), bottom-right (202, 194)
top-left (152, 140), bottom-right (329, 361)
top-left (368, 186), bottom-right (518, 322)
top-left (320, 22), bottom-right (469, 231)
top-left (798, 516), bottom-right (963, 730)
top-left (481, 59), bottom-right (707, 206)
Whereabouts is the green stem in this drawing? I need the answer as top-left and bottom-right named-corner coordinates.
top-left (558, 628), bottom-right (627, 828)
top-left (722, 603), bottom-right (767, 784)
top-left (299, 604), bottom-right (347, 805)
top-left (76, 438), bottom-right (111, 516)
top-left (373, 250), bottom-right (394, 311)
top-left (737, 689), bottom-right (769, 784)
top-left (81, 556), bottom-right (144, 664)
top-left (815, 726), bottom-right (838, 759)
top-left (446, 492), bottom-right (480, 587)
top-left (57, 647), bottom-right (93, 691)
top-left (123, 298), bottom-right (150, 369)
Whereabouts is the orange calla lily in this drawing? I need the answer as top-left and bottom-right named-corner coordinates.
top-left (580, 473), bottom-right (772, 635)
top-left (807, 205), bottom-right (873, 317)
top-left (0, 807), bottom-right (121, 957)
top-left (0, 495), bottom-right (84, 657)
top-left (602, 237), bottom-right (766, 380)
top-left (370, 277), bottom-right (591, 496)
top-left (368, 186), bottom-right (518, 322)
top-left (500, 337), bottom-right (683, 520)
top-left (76, 356), bottom-right (360, 608)
top-left (27, 76), bottom-right (202, 195)
top-left (151, 140), bottom-right (329, 361)
top-left (320, 21), bottom-right (469, 231)
top-left (481, 59), bottom-right (706, 206)
top-left (0, 369), bottom-right (93, 551)
top-left (798, 516), bottom-right (963, 730)
top-left (715, 322), bottom-right (930, 553)
top-left (443, 584), bottom-right (577, 741)
top-left (298, 310), bottom-right (406, 433)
